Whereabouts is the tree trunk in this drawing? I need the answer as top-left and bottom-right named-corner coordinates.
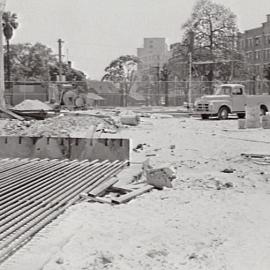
top-left (0, 12), bottom-right (6, 108)
top-left (6, 38), bottom-right (12, 104)
top-left (6, 38), bottom-right (10, 83)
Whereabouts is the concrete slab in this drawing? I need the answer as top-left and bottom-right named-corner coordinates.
top-left (0, 136), bottom-right (130, 161)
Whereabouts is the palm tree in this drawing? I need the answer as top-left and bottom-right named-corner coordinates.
top-left (2, 11), bottom-right (18, 86)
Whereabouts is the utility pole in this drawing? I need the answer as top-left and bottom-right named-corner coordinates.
top-left (188, 30), bottom-right (194, 111)
top-left (58, 38), bottom-right (64, 82)
top-left (188, 52), bottom-right (192, 110)
top-left (154, 65), bottom-right (160, 106)
top-left (0, 0), bottom-right (6, 108)
top-left (161, 65), bottom-right (169, 107)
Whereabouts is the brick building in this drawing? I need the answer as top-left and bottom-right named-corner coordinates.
top-left (239, 14), bottom-right (270, 77)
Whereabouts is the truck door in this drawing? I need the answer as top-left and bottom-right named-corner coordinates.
top-left (232, 86), bottom-right (246, 112)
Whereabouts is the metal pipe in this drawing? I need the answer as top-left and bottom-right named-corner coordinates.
top-left (0, 160), bottom-right (86, 207)
top-left (0, 159), bottom-right (70, 195)
top-left (0, 159), bottom-right (63, 189)
top-left (0, 160), bottom-right (100, 220)
top-left (0, 161), bottom-right (120, 238)
top-left (0, 160), bottom-right (106, 228)
top-left (0, 161), bottom-right (126, 252)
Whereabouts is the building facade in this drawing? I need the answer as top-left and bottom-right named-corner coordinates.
top-left (136, 38), bottom-right (170, 104)
top-left (137, 38), bottom-right (169, 77)
top-left (239, 14), bottom-right (270, 77)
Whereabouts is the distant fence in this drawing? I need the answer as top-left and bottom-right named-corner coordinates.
top-left (3, 80), bottom-right (270, 107)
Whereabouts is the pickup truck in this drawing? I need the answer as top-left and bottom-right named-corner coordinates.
top-left (194, 84), bottom-right (270, 120)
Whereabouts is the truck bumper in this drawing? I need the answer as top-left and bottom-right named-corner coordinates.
top-left (192, 110), bottom-right (217, 116)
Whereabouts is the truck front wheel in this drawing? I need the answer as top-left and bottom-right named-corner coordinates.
top-left (218, 107), bottom-right (229, 120)
top-left (201, 114), bottom-right (209, 120)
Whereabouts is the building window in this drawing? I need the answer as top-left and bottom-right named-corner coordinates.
top-left (241, 39), bottom-right (245, 50)
top-left (263, 50), bottom-right (267, 61)
top-left (264, 35), bottom-right (269, 46)
top-left (249, 38), bottom-right (253, 48)
top-left (255, 37), bottom-right (260, 46)
top-left (245, 39), bottom-right (248, 49)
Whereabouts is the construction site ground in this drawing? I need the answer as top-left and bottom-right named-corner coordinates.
top-left (1, 113), bottom-right (270, 270)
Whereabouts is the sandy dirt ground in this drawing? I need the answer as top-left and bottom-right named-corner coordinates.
top-left (1, 116), bottom-right (270, 270)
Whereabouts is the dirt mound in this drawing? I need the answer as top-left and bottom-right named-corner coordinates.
top-left (13, 100), bottom-right (52, 111)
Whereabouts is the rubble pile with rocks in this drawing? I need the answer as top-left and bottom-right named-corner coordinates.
top-left (0, 114), bottom-right (119, 137)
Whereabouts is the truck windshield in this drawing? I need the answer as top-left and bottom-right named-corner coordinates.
top-left (215, 86), bottom-right (231, 95)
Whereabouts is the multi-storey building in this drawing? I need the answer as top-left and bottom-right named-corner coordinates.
top-left (239, 14), bottom-right (270, 76)
top-left (136, 38), bottom-right (169, 79)
top-left (135, 38), bottom-right (170, 104)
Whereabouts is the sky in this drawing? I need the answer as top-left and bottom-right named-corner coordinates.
top-left (5, 0), bottom-right (270, 80)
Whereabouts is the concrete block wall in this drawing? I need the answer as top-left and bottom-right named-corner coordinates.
top-left (0, 136), bottom-right (130, 162)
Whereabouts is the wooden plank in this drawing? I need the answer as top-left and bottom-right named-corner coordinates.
top-left (111, 182), bottom-right (148, 193)
top-left (0, 108), bottom-right (25, 121)
top-left (88, 177), bottom-right (119, 197)
top-left (112, 184), bottom-right (154, 204)
top-left (87, 196), bottom-right (112, 204)
top-left (241, 153), bottom-right (270, 158)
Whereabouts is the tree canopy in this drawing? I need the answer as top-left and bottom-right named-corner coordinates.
top-left (2, 11), bottom-right (18, 41)
top-left (5, 42), bottom-right (86, 82)
top-left (102, 55), bottom-right (140, 105)
top-left (182, 0), bottom-right (238, 57)
top-left (102, 55), bottom-right (140, 86)
top-left (182, 0), bottom-right (241, 87)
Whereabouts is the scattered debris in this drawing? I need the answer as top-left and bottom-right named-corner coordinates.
top-left (120, 111), bottom-right (140, 126)
top-left (55, 257), bottom-right (64, 265)
top-left (241, 153), bottom-right (270, 159)
top-left (223, 182), bottom-right (234, 188)
top-left (188, 253), bottom-right (198, 260)
top-left (216, 180), bottom-right (234, 190)
top-left (0, 107), bottom-right (25, 121)
top-left (112, 184), bottom-right (154, 204)
top-left (145, 165), bottom-right (176, 189)
top-left (221, 168), bottom-right (235, 173)
top-left (170, 144), bottom-right (176, 150)
top-left (133, 143), bottom-right (146, 152)
top-left (241, 153), bottom-right (270, 165)
top-left (145, 153), bottom-right (157, 157)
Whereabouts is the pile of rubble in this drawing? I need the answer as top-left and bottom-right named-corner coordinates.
top-left (0, 115), bottom-right (119, 137)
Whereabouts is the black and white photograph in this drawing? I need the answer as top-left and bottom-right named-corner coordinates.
top-left (0, 0), bottom-right (270, 269)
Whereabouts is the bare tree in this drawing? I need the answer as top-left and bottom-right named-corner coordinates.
top-left (182, 0), bottom-right (238, 93)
